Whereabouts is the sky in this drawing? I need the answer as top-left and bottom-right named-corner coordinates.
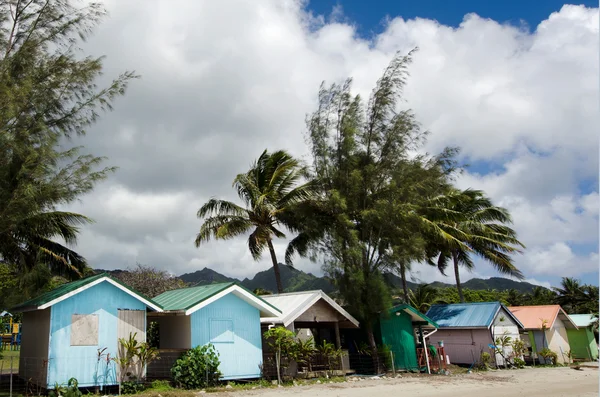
top-left (63, 0), bottom-right (599, 289)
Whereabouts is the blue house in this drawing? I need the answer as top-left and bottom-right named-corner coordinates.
top-left (150, 283), bottom-right (281, 380)
top-left (11, 273), bottom-right (163, 388)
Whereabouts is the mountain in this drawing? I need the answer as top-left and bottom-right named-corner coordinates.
top-left (240, 264), bottom-right (335, 294)
top-left (179, 267), bottom-right (237, 286)
top-left (383, 272), bottom-right (545, 293)
top-left (101, 266), bottom-right (547, 295)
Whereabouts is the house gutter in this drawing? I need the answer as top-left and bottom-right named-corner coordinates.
top-left (422, 328), bottom-right (438, 375)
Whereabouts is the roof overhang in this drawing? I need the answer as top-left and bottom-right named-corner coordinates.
top-left (34, 277), bottom-right (164, 312)
top-left (184, 285), bottom-right (281, 317)
top-left (261, 291), bottom-right (360, 328)
top-left (390, 305), bottom-right (438, 329)
top-left (492, 304), bottom-right (525, 330)
top-left (555, 308), bottom-right (578, 329)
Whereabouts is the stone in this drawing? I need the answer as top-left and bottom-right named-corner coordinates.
top-left (371, 376), bottom-right (381, 380)
top-left (293, 380), bottom-right (299, 386)
top-left (316, 380), bottom-right (321, 384)
top-left (225, 384), bottom-right (233, 389)
top-left (251, 387), bottom-right (256, 390)
top-left (272, 380), bottom-right (278, 385)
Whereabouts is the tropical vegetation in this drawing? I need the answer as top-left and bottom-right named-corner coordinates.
top-left (0, 0), bottom-right (134, 301)
top-left (195, 150), bottom-right (315, 293)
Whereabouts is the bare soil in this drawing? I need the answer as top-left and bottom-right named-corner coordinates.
top-left (231, 366), bottom-right (599, 397)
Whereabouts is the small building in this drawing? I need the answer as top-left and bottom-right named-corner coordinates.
top-left (426, 302), bottom-right (523, 366)
top-left (378, 304), bottom-right (438, 372)
top-left (149, 282), bottom-right (280, 380)
top-left (508, 305), bottom-right (577, 364)
top-left (567, 314), bottom-right (599, 362)
top-left (260, 290), bottom-right (359, 374)
top-left (11, 273), bottom-right (163, 388)
top-left (260, 290), bottom-right (359, 346)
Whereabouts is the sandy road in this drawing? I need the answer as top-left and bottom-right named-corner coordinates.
top-left (234, 367), bottom-right (599, 397)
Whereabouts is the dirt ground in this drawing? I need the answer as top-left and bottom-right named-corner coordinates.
top-left (234, 367), bottom-right (599, 397)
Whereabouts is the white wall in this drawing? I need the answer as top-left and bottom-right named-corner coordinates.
top-left (548, 317), bottom-right (571, 364)
top-left (19, 309), bottom-right (51, 386)
top-left (491, 308), bottom-right (521, 366)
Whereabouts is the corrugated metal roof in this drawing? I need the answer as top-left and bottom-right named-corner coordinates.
top-left (261, 290), bottom-right (359, 328)
top-left (389, 304), bottom-right (439, 328)
top-left (152, 282), bottom-right (281, 317)
top-left (11, 273), bottom-right (162, 312)
top-left (426, 302), bottom-right (501, 328)
top-left (153, 283), bottom-right (235, 311)
top-left (569, 314), bottom-right (597, 328)
top-left (508, 305), bottom-right (578, 330)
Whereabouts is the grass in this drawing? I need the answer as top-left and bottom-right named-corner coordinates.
top-left (0, 349), bottom-right (19, 372)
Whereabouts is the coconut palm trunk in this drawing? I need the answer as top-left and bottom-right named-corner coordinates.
top-left (400, 262), bottom-right (410, 303)
top-left (452, 251), bottom-right (465, 302)
top-left (267, 239), bottom-right (284, 293)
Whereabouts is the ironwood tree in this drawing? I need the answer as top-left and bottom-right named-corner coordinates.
top-left (0, 0), bottom-right (136, 291)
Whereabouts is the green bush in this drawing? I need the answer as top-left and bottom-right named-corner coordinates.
top-left (171, 344), bottom-right (221, 389)
top-left (513, 357), bottom-right (525, 369)
top-left (479, 352), bottom-right (492, 370)
top-left (121, 380), bottom-right (146, 394)
top-left (149, 380), bottom-right (172, 391)
top-left (538, 348), bottom-right (558, 365)
top-left (48, 378), bottom-right (82, 397)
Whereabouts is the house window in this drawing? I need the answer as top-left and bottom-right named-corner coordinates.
top-left (71, 314), bottom-right (99, 346)
top-left (209, 319), bottom-right (234, 343)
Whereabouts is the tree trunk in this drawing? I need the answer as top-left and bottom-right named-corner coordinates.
top-left (400, 262), bottom-right (409, 304)
top-left (366, 323), bottom-right (381, 374)
top-left (452, 251), bottom-right (465, 303)
top-left (267, 239), bottom-right (284, 293)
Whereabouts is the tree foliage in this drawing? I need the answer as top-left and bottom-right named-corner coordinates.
top-left (114, 264), bottom-right (187, 298)
top-left (288, 49), bottom-right (459, 359)
top-left (0, 0), bottom-right (135, 284)
top-left (421, 188), bottom-right (525, 302)
top-left (195, 149), bottom-right (315, 293)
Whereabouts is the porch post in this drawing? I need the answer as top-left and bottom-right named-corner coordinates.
top-left (334, 322), bottom-right (341, 349)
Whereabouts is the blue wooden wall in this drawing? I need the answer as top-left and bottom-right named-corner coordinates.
top-left (47, 281), bottom-right (146, 388)
top-left (190, 294), bottom-right (262, 379)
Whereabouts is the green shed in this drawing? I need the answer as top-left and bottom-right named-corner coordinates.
top-left (379, 304), bottom-right (438, 372)
top-left (567, 314), bottom-right (599, 361)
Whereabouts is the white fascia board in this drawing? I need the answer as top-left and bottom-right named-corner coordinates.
top-left (37, 277), bottom-right (163, 312)
top-left (185, 285), bottom-right (280, 317)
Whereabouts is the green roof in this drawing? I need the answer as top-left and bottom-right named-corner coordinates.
top-left (153, 283), bottom-right (235, 311)
top-left (390, 304), bottom-right (439, 328)
top-left (11, 273), bottom-right (162, 312)
top-left (153, 282), bottom-right (281, 315)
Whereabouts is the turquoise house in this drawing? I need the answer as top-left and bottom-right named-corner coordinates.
top-left (150, 283), bottom-right (280, 380)
top-left (11, 273), bottom-right (163, 388)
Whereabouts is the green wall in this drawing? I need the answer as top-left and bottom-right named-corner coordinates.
top-left (379, 311), bottom-right (419, 371)
top-left (567, 327), bottom-right (599, 361)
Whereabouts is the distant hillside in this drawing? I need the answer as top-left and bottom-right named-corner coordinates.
top-left (179, 267), bottom-right (237, 286)
top-left (99, 266), bottom-right (547, 295)
top-left (383, 273), bottom-right (545, 293)
top-left (240, 264), bottom-right (335, 294)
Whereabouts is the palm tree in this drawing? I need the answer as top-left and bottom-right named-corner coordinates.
top-left (409, 283), bottom-right (445, 314)
top-left (553, 277), bottom-right (585, 313)
top-left (195, 150), bottom-right (315, 293)
top-left (506, 288), bottom-right (524, 306)
top-left (1, 211), bottom-right (91, 283)
top-left (421, 189), bottom-right (525, 303)
top-left (528, 286), bottom-right (557, 305)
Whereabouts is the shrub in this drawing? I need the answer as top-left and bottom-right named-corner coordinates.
top-left (538, 348), bottom-right (558, 365)
top-left (480, 352), bottom-right (492, 370)
top-left (48, 378), bottom-right (82, 397)
top-left (513, 357), bottom-right (525, 369)
top-left (171, 344), bottom-right (221, 389)
top-left (121, 380), bottom-right (146, 394)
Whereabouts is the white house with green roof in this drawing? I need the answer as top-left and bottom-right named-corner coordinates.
top-left (11, 273), bottom-right (163, 389)
top-left (149, 282), bottom-right (280, 380)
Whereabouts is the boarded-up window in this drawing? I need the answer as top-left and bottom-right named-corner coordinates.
top-left (71, 314), bottom-right (99, 346)
top-left (210, 319), bottom-right (234, 343)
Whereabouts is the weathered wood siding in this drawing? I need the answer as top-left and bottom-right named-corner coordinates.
top-left (427, 329), bottom-right (492, 365)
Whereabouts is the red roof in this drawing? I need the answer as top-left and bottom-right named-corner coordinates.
top-left (508, 305), bottom-right (577, 330)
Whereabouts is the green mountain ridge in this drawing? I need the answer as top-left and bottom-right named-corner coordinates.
top-left (97, 266), bottom-right (548, 294)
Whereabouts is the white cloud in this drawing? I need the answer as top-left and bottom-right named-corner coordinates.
top-left (59, 2), bottom-right (597, 286)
